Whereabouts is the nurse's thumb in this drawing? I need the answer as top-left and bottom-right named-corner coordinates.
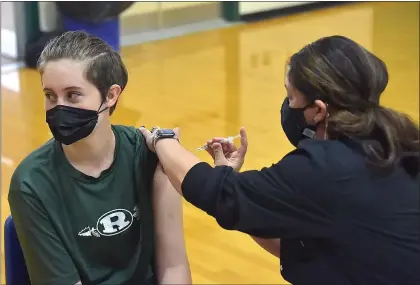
top-left (211, 143), bottom-right (226, 163)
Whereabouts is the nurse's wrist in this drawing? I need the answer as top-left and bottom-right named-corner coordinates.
top-left (154, 137), bottom-right (180, 152)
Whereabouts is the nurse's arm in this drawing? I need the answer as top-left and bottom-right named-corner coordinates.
top-left (155, 139), bottom-right (332, 238)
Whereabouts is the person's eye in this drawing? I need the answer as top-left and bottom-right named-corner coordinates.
top-left (45, 93), bottom-right (57, 101)
top-left (67, 92), bottom-right (81, 101)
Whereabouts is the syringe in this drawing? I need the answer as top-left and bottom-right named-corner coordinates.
top-left (196, 135), bottom-right (241, 151)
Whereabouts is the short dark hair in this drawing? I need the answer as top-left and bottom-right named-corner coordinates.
top-left (289, 35), bottom-right (419, 170)
top-left (37, 31), bottom-right (128, 115)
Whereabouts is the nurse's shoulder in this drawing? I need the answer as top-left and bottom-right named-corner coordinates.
top-left (275, 137), bottom-right (370, 210)
top-left (294, 137), bottom-right (367, 176)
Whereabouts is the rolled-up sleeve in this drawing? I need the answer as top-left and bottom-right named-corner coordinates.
top-left (181, 149), bottom-right (333, 239)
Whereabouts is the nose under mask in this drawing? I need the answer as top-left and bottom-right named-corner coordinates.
top-left (280, 98), bottom-right (316, 147)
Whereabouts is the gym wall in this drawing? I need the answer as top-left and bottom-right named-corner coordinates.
top-left (120, 1), bottom-right (221, 36)
top-left (239, 2), bottom-right (311, 15)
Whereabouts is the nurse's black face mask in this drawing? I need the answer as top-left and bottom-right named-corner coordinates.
top-left (46, 102), bottom-right (109, 145)
top-left (281, 97), bottom-right (317, 147)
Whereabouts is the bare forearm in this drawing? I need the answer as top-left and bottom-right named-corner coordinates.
top-left (250, 236), bottom-right (281, 258)
top-left (154, 139), bottom-right (201, 194)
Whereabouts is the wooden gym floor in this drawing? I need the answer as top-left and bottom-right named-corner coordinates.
top-left (1, 2), bottom-right (418, 284)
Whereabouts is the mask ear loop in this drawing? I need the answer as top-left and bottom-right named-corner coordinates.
top-left (301, 100), bottom-right (318, 139)
top-left (305, 101), bottom-right (329, 140)
top-left (97, 97), bottom-right (110, 115)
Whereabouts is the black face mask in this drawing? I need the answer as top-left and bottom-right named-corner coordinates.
top-left (281, 97), bottom-right (316, 147)
top-left (46, 103), bottom-right (108, 145)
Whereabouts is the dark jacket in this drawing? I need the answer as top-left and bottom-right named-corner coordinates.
top-left (182, 137), bottom-right (420, 285)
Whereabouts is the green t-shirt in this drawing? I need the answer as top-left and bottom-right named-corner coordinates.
top-left (8, 125), bottom-right (158, 285)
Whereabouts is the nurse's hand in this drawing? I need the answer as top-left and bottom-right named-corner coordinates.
top-left (139, 126), bottom-right (180, 152)
top-left (205, 127), bottom-right (248, 172)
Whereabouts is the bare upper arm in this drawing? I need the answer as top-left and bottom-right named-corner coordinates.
top-left (152, 163), bottom-right (191, 283)
top-left (152, 163), bottom-right (187, 258)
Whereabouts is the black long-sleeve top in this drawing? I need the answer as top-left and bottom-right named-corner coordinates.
top-left (181, 138), bottom-right (420, 285)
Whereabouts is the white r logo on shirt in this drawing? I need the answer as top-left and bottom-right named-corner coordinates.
top-left (78, 207), bottom-right (139, 238)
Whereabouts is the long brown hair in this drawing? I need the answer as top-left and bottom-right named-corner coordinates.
top-left (288, 36), bottom-right (419, 174)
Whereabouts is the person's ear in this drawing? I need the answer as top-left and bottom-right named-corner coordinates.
top-left (106, 84), bottom-right (122, 108)
top-left (313, 99), bottom-right (327, 124)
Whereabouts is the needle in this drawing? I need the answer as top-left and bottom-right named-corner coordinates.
top-left (196, 135), bottom-right (241, 151)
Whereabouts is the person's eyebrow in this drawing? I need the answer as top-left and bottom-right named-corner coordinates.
top-left (43, 86), bottom-right (83, 91)
top-left (63, 86), bottom-right (83, 91)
